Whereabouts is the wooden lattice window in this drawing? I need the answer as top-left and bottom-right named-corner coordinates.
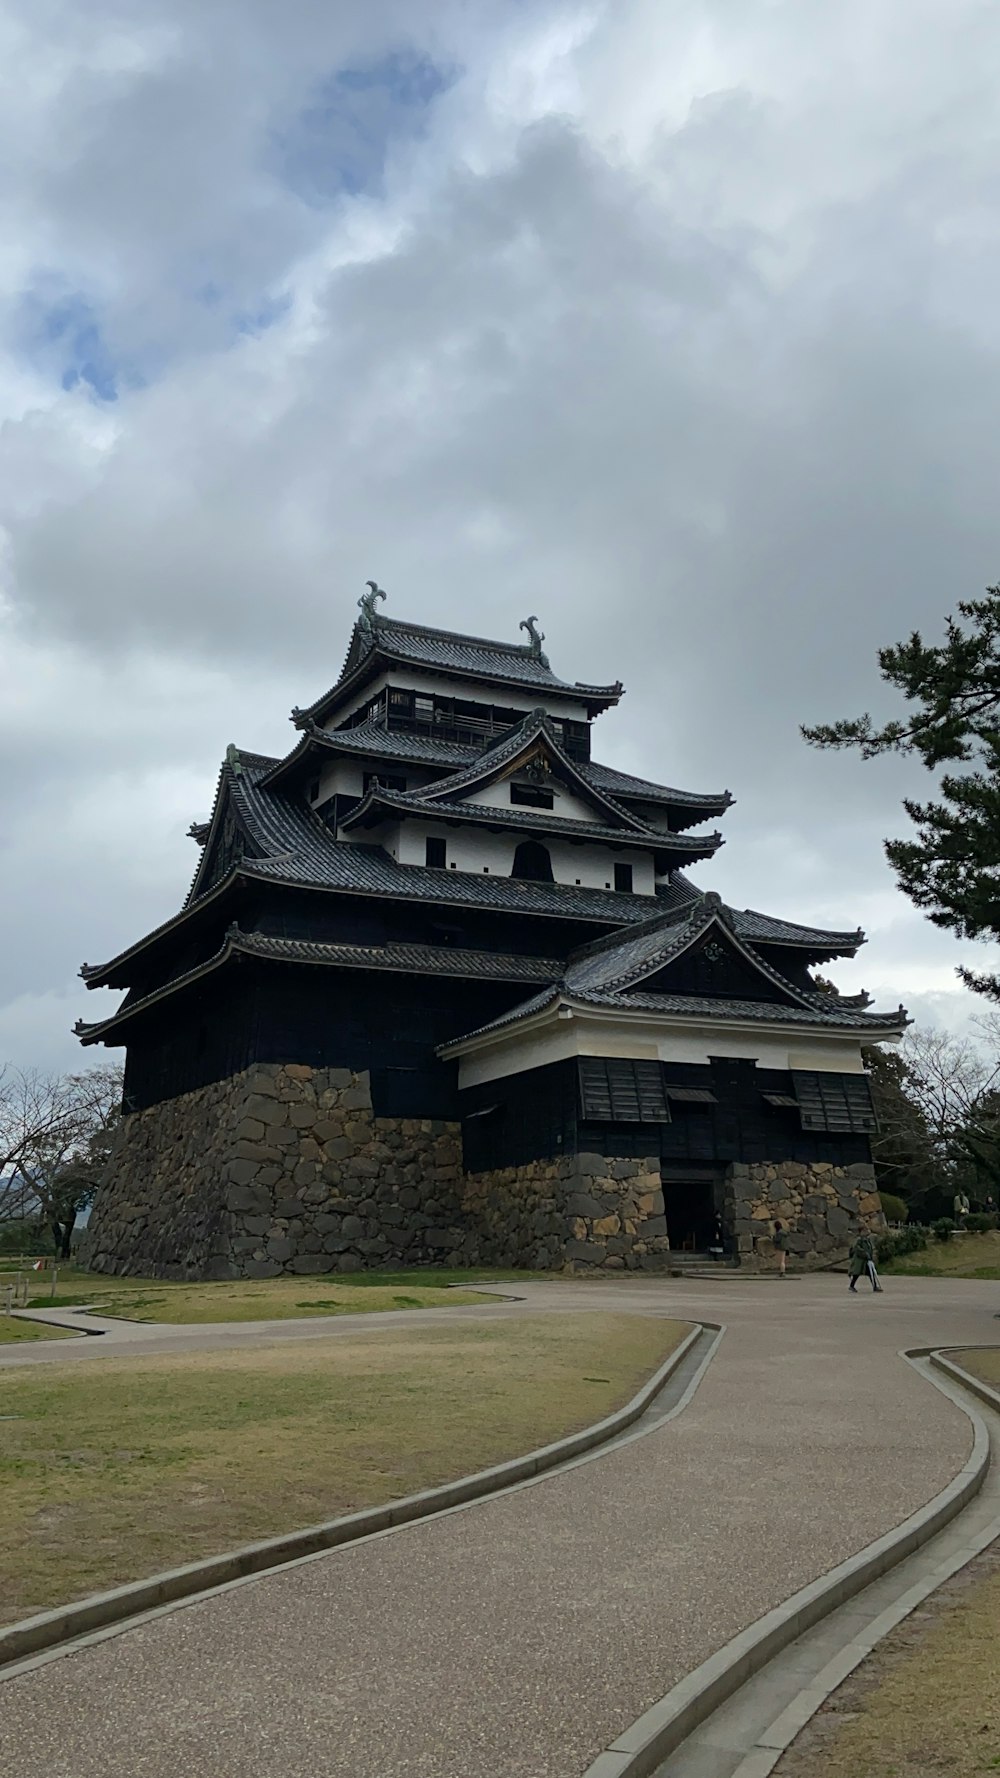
top-left (791, 1072), bottom-right (878, 1134)
top-left (578, 1058), bottom-right (671, 1123)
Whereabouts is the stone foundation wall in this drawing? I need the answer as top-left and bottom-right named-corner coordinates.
top-left (84, 1063), bottom-right (465, 1278)
top-left (460, 1152), bottom-right (670, 1272)
top-left (726, 1160), bottom-right (882, 1270)
top-left (83, 1061), bottom-right (879, 1278)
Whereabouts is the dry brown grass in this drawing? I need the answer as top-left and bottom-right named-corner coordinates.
top-left (63, 1275), bottom-right (494, 1322)
top-left (0, 1311), bottom-right (687, 1624)
top-left (777, 1521), bottom-right (1000, 1776)
top-left (955, 1347), bottom-right (1000, 1391)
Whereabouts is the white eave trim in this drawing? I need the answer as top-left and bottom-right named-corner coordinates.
top-left (438, 994), bottom-right (906, 1060)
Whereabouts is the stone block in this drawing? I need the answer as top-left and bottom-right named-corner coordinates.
top-left (566, 1192), bottom-right (604, 1219)
top-left (641, 1214), bottom-right (668, 1238)
top-left (227, 1159), bottom-right (263, 1186)
top-left (575, 1153), bottom-right (608, 1177)
top-left (233, 1118), bottom-right (265, 1142)
top-left (341, 1215), bottom-right (364, 1238)
top-left (274, 1198), bottom-right (302, 1219)
top-left (284, 1064), bottom-right (314, 1081)
top-left (565, 1239), bottom-right (605, 1263)
top-left (336, 1253), bottom-right (364, 1273)
top-left (242, 1259), bottom-right (282, 1278)
top-left (227, 1185), bottom-right (271, 1214)
top-left (827, 1205), bottom-right (851, 1240)
top-left (244, 1095), bottom-right (288, 1126)
top-left (290, 1254), bottom-right (334, 1274)
top-left (313, 1213), bottom-right (342, 1234)
top-left (266, 1237), bottom-right (295, 1262)
top-left (592, 1214), bottom-right (620, 1237)
top-left (340, 1086), bottom-right (372, 1112)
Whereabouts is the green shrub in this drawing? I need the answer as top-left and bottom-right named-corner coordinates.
top-left (878, 1192), bottom-right (908, 1225)
top-left (932, 1217), bottom-right (955, 1242)
top-left (0, 1217), bottom-right (47, 1255)
top-left (876, 1226), bottom-right (928, 1267)
top-left (965, 1212), bottom-right (998, 1233)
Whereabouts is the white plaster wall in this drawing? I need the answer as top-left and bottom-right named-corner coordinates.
top-left (360, 818), bottom-right (654, 893)
top-left (324, 668), bottom-right (593, 728)
top-left (455, 1014), bottom-right (875, 1088)
top-left (464, 779), bottom-right (599, 821)
top-left (311, 759), bottom-right (437, 805)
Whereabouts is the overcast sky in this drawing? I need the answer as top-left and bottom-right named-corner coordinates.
top-left (2, 0), bottom-right (999, 1073)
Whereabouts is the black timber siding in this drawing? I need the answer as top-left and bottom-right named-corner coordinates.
top-left (121, 962), bottom-right (522, 1114)
top-left (459, 1057), bottom-right (872, 1173)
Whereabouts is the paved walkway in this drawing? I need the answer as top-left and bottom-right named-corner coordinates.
top-left (0, 1276), bottom-right (996, 1778)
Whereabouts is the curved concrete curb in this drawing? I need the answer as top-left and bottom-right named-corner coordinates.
top-left (931, 1346), bottom-right (1000, 1413)
top-left (582, 1346), bottom-right (990, 1778)
top-left (0, 1320), bottom-right (709, 1674)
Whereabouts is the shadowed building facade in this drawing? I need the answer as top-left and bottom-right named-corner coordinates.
top-left (79, 588), bottom-right (905, 1277)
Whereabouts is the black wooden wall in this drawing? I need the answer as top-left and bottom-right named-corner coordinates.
top-left (459, 1056), bottom-right (872, 1173)
top-left (121, 961), bottom-right (523, 1114)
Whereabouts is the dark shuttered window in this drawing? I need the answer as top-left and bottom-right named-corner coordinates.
top-left (791, 1072), bottom-right (878, 1134)
top-left (578, 1058), bottom-right (671, 1123)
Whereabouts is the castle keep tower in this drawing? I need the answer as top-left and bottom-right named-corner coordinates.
top-left (80, 589), bottom-right (901, 1276)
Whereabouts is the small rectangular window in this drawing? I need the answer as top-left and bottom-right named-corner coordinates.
top-left (614, 862), bottom-right (634, 893)
top-left (665, 1086), bottom-right (717, 1104)
top-left (510, 782), bottom-right (554, 809)
top-left (426, 836), bottom-right (447, 869)
top-left (363, 771), bottom-right (407, 795)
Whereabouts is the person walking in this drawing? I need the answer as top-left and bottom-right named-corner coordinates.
top-left (773, 1220), bottom-right (787, 1276)
top-left (848, 1228), bottom-right (881, 1293)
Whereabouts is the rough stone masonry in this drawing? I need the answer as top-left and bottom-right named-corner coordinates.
top-left (82, 1061), bottom-right (879, 1278)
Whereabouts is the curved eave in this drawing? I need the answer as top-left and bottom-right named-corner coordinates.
top-left (79, 873), bottom-right (240, 990)
top-left (298, 646), bottom-right (623, 730)
top-left (76, 932), bottom-right (564, 1046)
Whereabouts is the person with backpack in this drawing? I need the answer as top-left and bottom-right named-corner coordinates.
top-left (848, 1228), bottom-right (882, 1293)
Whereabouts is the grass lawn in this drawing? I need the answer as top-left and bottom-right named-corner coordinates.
top-left (883, 1229), bottom-right (1000, 1280)
top-left (0, 1262), bottom-right (551, 1323)
top-left (0, 1311), bottom-right (688, 1624)
top-left (776, 1544), bottom-right (1000, 1777)
top-left (0, 1318), bottom-right (76, 1345)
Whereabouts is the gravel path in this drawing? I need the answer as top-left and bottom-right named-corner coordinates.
top-left (0, 1275), bottom-right (993, 1778)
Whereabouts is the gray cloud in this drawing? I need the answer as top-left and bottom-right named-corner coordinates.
top-left (2, 0), bottom-right (999, 1071)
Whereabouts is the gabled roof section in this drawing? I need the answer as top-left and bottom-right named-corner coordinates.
top-left (295, 599), bottom-right (624, 728)
top-left (565, 894), bottom-right (813, 1007)
top-left (655, 874), bottom-right (866, 961)
top-left (184, 745), bottom-right (279, 907)
top-left (408, 710), bottom-right (654, 831)
top-left (337, 785), bottom-right (724, 866)
top-left (438, 886), bottom-right (908, 1054)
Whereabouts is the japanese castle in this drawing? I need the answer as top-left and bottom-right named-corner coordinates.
top-left (79, 587), bottom-right (904, 1278)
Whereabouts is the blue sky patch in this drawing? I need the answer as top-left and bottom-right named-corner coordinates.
top-left (17, 288), bottom-right (125, 402)
top-left (275, 48), bottom-right (457, 205)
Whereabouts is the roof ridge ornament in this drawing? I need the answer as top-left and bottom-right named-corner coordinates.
top-left (225, 742), bottom-right (243, 778)
top-left (519, 615), bottom-right (550, 670)
top-left (358, 579), bottom-right (387, 639)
